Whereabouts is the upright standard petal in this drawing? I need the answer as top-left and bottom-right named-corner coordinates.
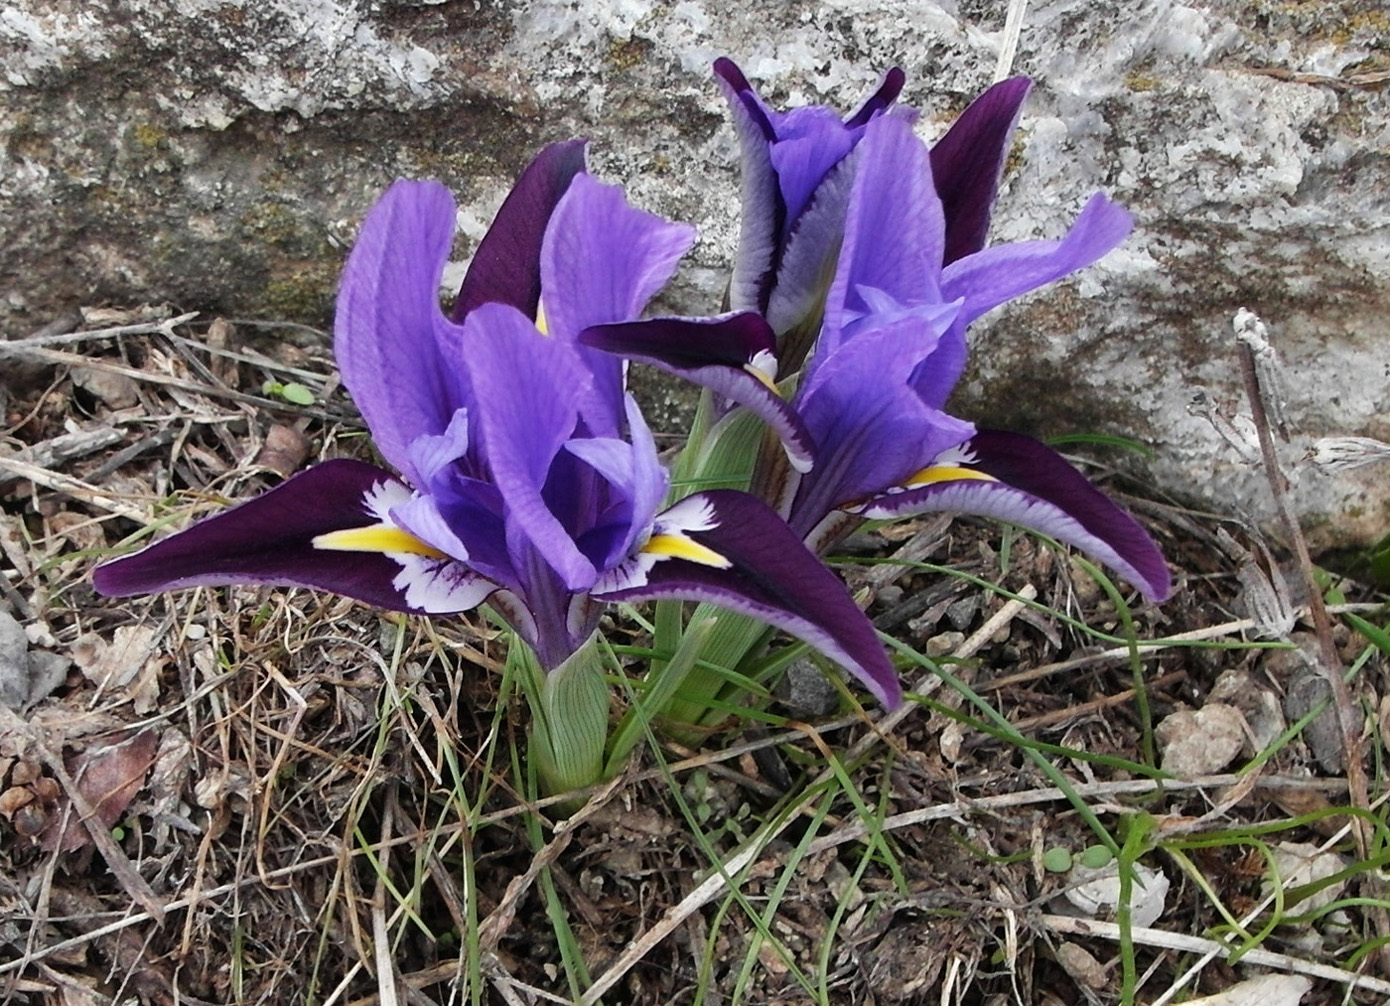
top-left (843, 66), bottom-right (907, 129)
top-left (594, 490), bottom-right (901, 707)
top-left (541, 173), bottom-right (697, 421)
top-left (819, 114), bottom-right (945, 358)
top-left (92, 460), bottom-right (495, 613)
top-left (334, 180), bottom-right (471, 485)
top-left (761, 152), bottom-right (859, 344)
top-left (714, 57), bottom-right (782, 315)
top-left (452, 140), bottom-right (589, 322)
top-left (713, 57), bottom-right (906, 325)
top-left (930, 77), bottom-right (1031, 266)
top-left (855, 432), bottom-right (1172, 602)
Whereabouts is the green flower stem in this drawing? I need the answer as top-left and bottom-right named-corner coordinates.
top-left (513, 633), bottom-right (611, 797)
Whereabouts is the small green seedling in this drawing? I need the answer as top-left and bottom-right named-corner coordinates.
top-left (262, 379), bottom-right (316, 406)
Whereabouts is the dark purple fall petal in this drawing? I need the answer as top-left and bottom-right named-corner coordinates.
top-left (581, 314), bottom-right (816, 472)
top-left (597, 490), bottom-right (901, 707)
top-left (857, 432), bottom-right (1172, 602)
top-left (843, 67), bottom-right (907, 129)
top-left (930, 77), bottom-right (1031, 266)
top-left (92, 460), bottom-right (495, 613)
top-left (583, 312), bottom-right (775, 370)
top-left (334, 181), bottom-right (472, 484)
top-left (453, 139), bottom-right (588, 322)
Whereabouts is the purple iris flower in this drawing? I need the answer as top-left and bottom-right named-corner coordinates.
top-left (583, 76), bottom-right (1171, 602)
top-left (93, 143), bottom-right (900, 706)
top-left (714, 57), bottom-right (907, 349)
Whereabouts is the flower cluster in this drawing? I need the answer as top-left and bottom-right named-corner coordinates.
top-left (94, 61), bottom-right (1170, 747)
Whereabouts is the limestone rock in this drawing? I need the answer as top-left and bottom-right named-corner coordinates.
top-left (1, 1), bottom-right (1386, 545)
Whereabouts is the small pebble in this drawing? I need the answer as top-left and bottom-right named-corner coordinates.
top-left (775, 658), bottom-right (840, 717)
top-left (876, 585), bottom-right (903, 607)
top-left (1156, 703), bottom-right (1246, 777)
top-left (24, 650), bottom-right (70, 706)
top-left (945, 595), bottom-right (979, 631)
top-left (925, 631), bottom-right (964, 658)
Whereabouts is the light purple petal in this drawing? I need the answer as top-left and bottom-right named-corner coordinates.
top-left (930, 77), bottom-right (1031, 266)
top-left (406, 406), bottom-right (471, 487)
top-left (792, 322), bottom-right (975, 537)
top-left (713, 57), bottom-right (907, 324)
top-left (334, 181), bottom-right (472, 484)
top-left (541, 174), bottom-right (696, 336)
top-left (940, 192), bottom-right (1133, 328)
top-left (540, 173), bottom-right (696, 423)
top-left (623, 393), bottom-right (669, 551)
top-left (766, 107), bottom-right (858, 232)
top-left (595, 490), bottom-right (901, 707)
top-left (906, 324), bottom-right (968, 412)
top-left (580, 313), bottom-right (815, 473)
top-left (453, 140), bottom-right (589, 322)
top-left (92, 460), bottom-right (494, 613)
top-left (856, 431), bottom-right (1172, 602)
top-left (763, 152), bottom-right (858, 339)
top-left (394, 480), bottom-right (515, 592)
top-left (462, 302), bottom-right (598, 591)
top-left (715, 58), bottom-right (782, 314)
top-left (821, 114), bottom-right (945, 355)
top-left (559, 394), bottom-right (667, 566)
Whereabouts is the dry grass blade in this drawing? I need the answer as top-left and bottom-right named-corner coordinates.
top-left (0, 456), bottom-right (150, 522)
top-left (1042, 915), bottom-right (1390, 997)
top-left (479, 769), bottom-right (629, 951)
top-left (580, 588), bottom-right (1037, 1003)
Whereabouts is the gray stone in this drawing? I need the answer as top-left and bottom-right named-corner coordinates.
top-left (25, 649), bottom-right (70, 707)
top-left (1, 1), bottom-right (1386, 545)
top-left (0, 609), bottom-right (29, 710)
top-left (775, 656), bottom-right (840, 717)
top-left (1156, 702), bottom-right (1247, 777)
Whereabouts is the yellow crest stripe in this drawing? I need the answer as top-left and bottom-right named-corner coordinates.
top-left (312, 524), bottom-right (449, 559)
top-left (904, 464), bottom-right (999, 488)
top-left (642, 533), bottom-right (731, 569)
top-left (743, 362), bottom-right (780, 394)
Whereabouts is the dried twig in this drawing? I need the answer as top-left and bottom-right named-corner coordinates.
top-left (1233, 307), bottom-right (1388, 973)
top-left (0, 425), bottom-right (125, 490)
top-left (0, 312), bottom-right (200, 352)
top-left (1233, 311), bottom-right (1365, 839)
top-left (0, 456), bottom-right (150, 522)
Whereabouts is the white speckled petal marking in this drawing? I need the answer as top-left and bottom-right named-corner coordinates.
top-left (593, 495), bottom-right (727, 593)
